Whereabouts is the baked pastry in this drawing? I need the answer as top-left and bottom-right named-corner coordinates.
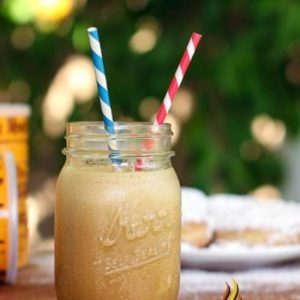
top-left (181, 188), bottom-right (214, 247)
top-left (181, 188), bottom-right (300, 247)
top-left (182, 222), bottom-right (214, 247)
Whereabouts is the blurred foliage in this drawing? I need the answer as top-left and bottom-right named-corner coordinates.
top-left (0, 0), bottom-right (300, 194)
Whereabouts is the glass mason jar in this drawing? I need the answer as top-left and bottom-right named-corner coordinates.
top-left (55, 122), bottom-right (181, 300)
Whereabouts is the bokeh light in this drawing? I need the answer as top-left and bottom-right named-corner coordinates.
top-left (42, 55), bottom-right (96, 137)
top-left (129, 28), bottom-right (157, 54)
top-left (171, 88), bottom-right (195, 123)
top-left (3, 0), bottom-right (76, 31)
top-left (161, 113), bottom-right (180, 146)
top-left (251, 184), bottom-right (281, 201)
top-left (43, 116), bottom-right (69, 138)
top-left (43, 90), bottom-right (74, 138)
top-left (1, 0), bottom-right (299, 202)
top-left (3, 0), bottom-right (34, 24)
top-left (11, 26), bottom-right (35, 50)
top-left (251, 114), bottom-right (286, 151)
top-left (43, 82), bottom-right (74, 121)
top-left (139, 97), bottom-right (160, 120)
top-left (8, 80), bottom-right (31, 102)
top-left (129, 18), bottom-right (161, 54)
top-left (43, 81), bottom-right (74, 137)
top-left (72, 24), bottom-right (90, 52)
top-left (33, 0), bottom-right (74, 23)
top-left (61, 56), bottom-right (97, 103)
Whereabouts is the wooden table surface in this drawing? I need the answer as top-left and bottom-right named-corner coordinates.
top-left (1, 253), bottom-right (300, 300)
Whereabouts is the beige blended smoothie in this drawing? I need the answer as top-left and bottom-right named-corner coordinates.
top-left (55, 122), bottom-right (181, 300)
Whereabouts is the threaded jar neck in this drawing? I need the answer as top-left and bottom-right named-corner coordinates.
top-left (63, 122), bottom-right (174, 169)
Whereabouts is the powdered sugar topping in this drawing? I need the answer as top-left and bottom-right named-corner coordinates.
top-left (182, 187), bottom-right (300, 235)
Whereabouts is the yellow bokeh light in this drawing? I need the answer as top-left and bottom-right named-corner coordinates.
top-left (129, 18), bottom-right (161, 54)
top-left (32, 0), bottom-right (74, 23)
top-left (251, 114), bottom-right (286, 151)
top-left (171, 88), bottom-right (195, 123)
top-left (129, 28), bottom-right (158, 54)
top-left (251, 184), bottom-right (281, 201)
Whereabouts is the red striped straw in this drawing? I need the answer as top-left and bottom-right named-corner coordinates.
top-left (154, 32), bottom-right (202, 125)
top-left (135, 32), bottom-right (202, 171)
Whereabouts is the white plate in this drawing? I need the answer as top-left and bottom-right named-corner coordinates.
top-left (181, 242), bottom-right (300, 270)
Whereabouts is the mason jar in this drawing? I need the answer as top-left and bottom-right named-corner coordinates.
top-left (55, 122), bottom-right (181, 300)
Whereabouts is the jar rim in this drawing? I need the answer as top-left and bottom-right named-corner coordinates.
top-left (67, 121), bottom-right (171, 131)
top-left (66, 121), bottom-right (173, 138)
top-left (64, 121), bottom-right (174, 159)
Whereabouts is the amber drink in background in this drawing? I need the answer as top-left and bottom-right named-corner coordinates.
top-left (0, 152), bottom-right (18, 284)
top-left (0, 104), bottom-right (30, 268)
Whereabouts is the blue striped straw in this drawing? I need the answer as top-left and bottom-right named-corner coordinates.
top-left (87, 27), bottom-right (115, 135)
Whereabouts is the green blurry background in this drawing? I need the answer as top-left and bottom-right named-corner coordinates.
top-left (1, 0), bottom-right (300, 199)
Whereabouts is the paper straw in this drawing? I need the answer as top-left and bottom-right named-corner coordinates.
top-left (88, 27), bottom-right (115, 134)
top-left (154, 32), bottom-right (202, 125)
top-left (135, 33), bottom-right (202, 171)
